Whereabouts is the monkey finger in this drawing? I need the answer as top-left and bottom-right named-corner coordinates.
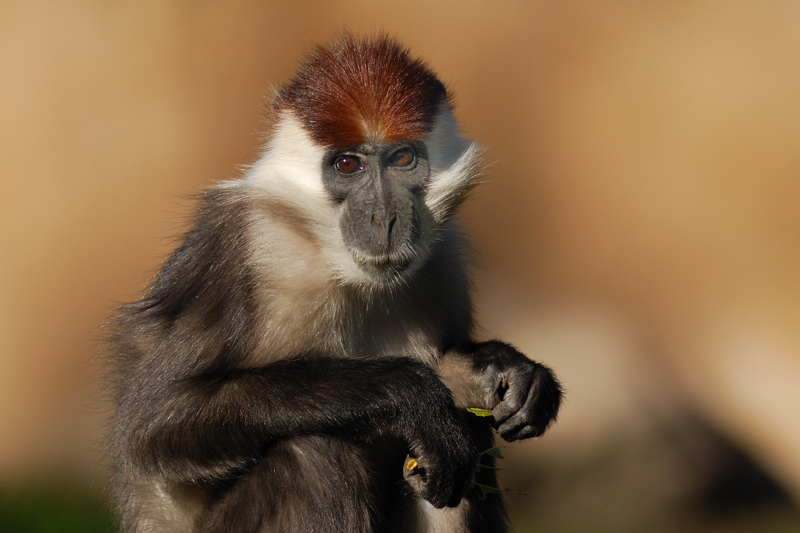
top-left (495, 415), bottom-right (530, 441)
top-left (424, 478), bottom-right (453, 509)
top-left (401, 457), bottom-right (451, 508)
top-left (510, 424), bottom-right (544, 441)
top-left (490, 377), bottom-right (532, 424)
top-left (489, 402), bottom-right (515, 425)
top-left (495, 393), bottom-right (540, 440)
top-left (403, 460), bottom-right (428, 498)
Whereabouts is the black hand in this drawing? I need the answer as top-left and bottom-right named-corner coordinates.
top-left (470, 341), bottom-right (562, 441)
top-left (400, 364), bottom-right (478, 508)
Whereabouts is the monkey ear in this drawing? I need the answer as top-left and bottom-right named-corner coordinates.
top-left (424, 106), bottom-right (483, 225)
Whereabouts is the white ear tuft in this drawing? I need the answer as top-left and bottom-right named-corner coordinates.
top-left (424, 106), bottom-right (482, 225)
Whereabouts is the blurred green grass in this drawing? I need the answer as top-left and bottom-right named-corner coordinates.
top-left (2, 483), bottom-right (798, 533)
top-left (0, 486), bottom-right (114, 533)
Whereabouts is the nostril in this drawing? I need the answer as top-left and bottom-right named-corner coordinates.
top-left (387, 215), bottom-right (397, 236)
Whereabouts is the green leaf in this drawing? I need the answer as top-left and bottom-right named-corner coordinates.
top-left (466, 408), bottom-right (493, 417)
top-left (484, 446), bottom-right (504, 459)
top-left (474, 483), bottom-right (501, 495)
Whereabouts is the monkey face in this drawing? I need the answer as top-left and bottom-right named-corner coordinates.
top-left (322, 141), bottom-right (430, 282)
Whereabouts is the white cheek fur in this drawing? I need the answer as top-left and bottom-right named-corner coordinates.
top-left (244, 113), bottom-right (367, 285)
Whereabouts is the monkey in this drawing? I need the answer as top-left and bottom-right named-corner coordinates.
top-left (107, 34), bottom-right (562, 533)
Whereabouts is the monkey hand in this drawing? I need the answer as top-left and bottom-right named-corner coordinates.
top-left (399, 364), bottom-right (478, 508)
top-left (471, 341), bottom-right (562, 442)
top-left (402, 427), bottom-right (476, 508)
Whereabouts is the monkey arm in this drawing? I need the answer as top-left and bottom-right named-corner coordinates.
top-left (114, 355), bottom-right (476, 508)
top-left (437, 341), bottom-right (562, 442)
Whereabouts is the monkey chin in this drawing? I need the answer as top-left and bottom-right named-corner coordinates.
top-left (350, 250), bottom-right (421, 286)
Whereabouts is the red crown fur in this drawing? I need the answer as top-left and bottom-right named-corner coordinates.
top-left (274, 34), bottom-right (449, 148)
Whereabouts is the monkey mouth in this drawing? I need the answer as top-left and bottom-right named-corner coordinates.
top-left (350, 250), bottom-right (416, 279)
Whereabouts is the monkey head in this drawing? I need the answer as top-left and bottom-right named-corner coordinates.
top-left (247, 35), bottom-right (481, 287)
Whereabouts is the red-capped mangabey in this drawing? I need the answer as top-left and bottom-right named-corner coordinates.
top-left (108, 34), bottom-right (562, 533)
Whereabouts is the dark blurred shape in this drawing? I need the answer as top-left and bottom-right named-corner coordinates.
top-left (699, 436), bottom-right (795, 516)
top-left (501, 408), bottom-right (800, 533)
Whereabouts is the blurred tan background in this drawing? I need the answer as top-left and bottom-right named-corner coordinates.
top-left (2, 1), bottom-right (800, 531)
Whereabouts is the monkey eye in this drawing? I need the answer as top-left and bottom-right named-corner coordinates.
top-left (390, 148), bottom-right (416, 168)
top-left (334, 155), bottom-right (363, 175)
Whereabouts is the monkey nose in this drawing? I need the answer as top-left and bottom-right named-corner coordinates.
top-left (371, 213), bottom-right (397, 237)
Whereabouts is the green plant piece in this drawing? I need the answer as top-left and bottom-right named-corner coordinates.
top-left (469, 446), bottom-right (526, 500)
top-left (466, 407), bottom-right (493, 417)
top-left (485, 446), bottom-right (504, 459)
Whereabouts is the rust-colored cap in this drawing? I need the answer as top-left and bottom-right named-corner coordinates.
top-left (275, 34), bottom-right (448, 148)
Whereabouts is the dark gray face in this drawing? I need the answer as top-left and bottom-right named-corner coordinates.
top-left (322, 141), bottom-right (430, 281)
